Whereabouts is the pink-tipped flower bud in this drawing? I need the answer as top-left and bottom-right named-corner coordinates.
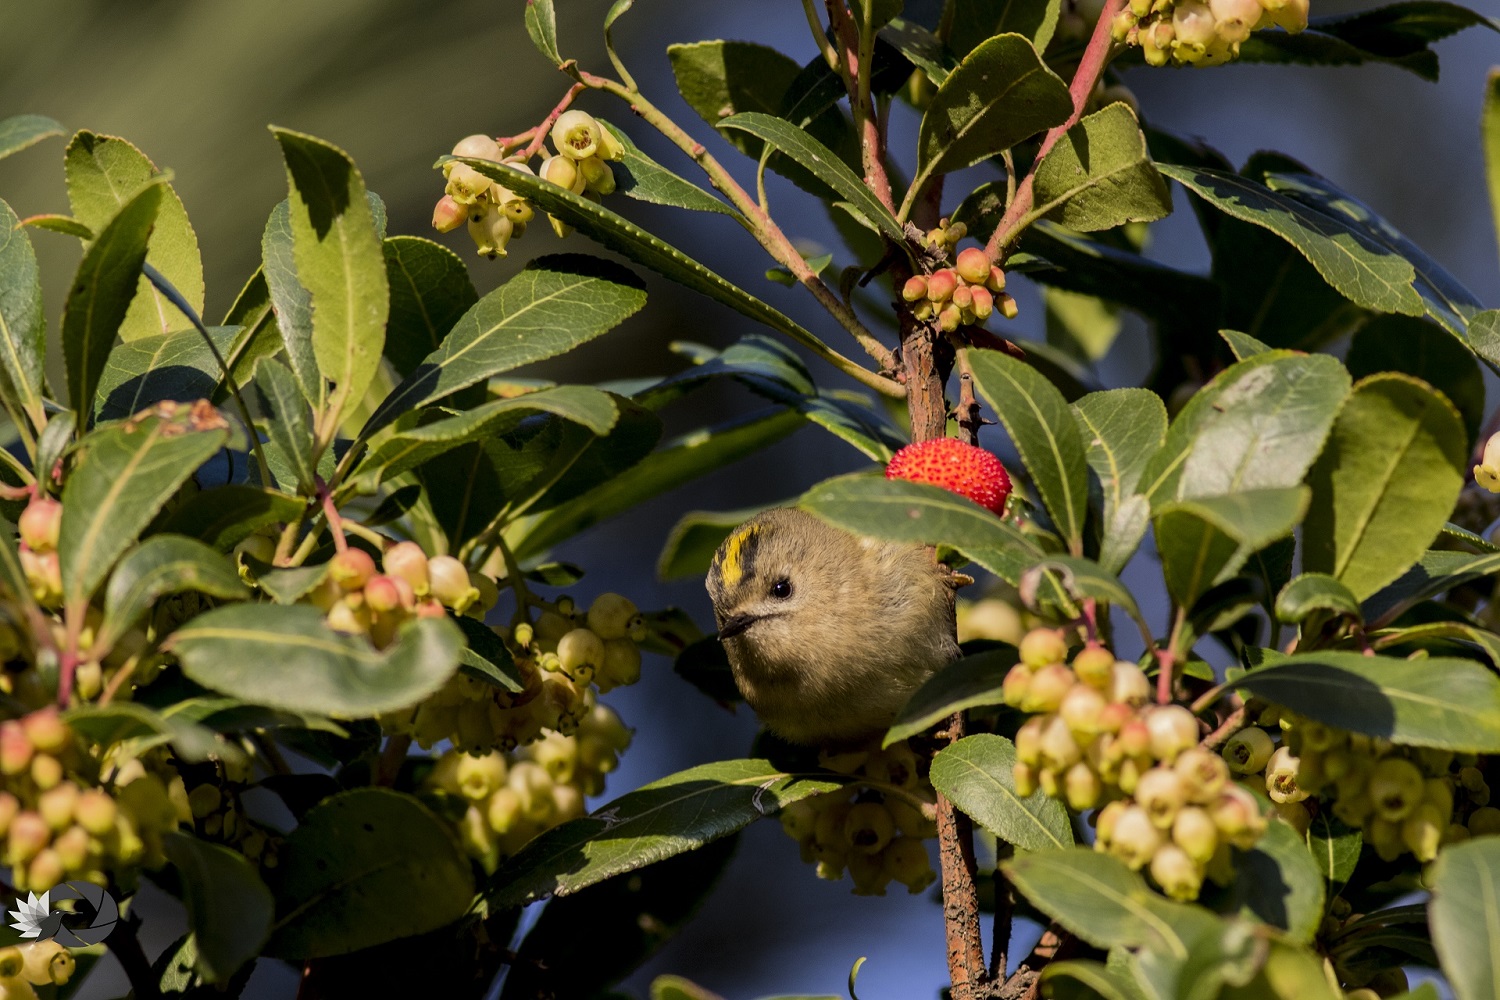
top-left (18, 498), bottom-right (61, 553)
top-left (987, 265), bottom-right (1007, 292)
top-left (937, 303), bottom-right (963, 333)
top-left (1059, 683), bottom-right (1108, 735)
top-left (1117, 718), bottom-right (1151, 758)
top-left (926, 269), bottom-right (958, 303)
top-left (432, 195), bottom-right (468, 234)
top-left (1001, 664), bottom-right (1033, 708)
top-left (0, 722), bottom-right (32, 776)
top-left (329, 548), bottom-right (376, 592)
top-left (383, 542), bottom-right (430, 595)
top-left (6, 812), bottom-right (48, 864)
top-left (1071, 643), bottom-right (1114, 689)
top-left (21, 709), bottom-right (68, 756)
top-left (414, 599), bottom-right (447, 619)
top-left (902, 275), bottom-right (929, 302)
top-left (364, 575), bottom-right (407, 615)
top-left (74, 788), bottom-right (118, 836)
top-left (951, 285), bottom-right (974, 312)
top-left (997, 294), bottom-right (1020, 320)
top-left (955, 247), bottom-right (990, 285)
top-left (551, 110), bottom-right (602, 161)
top-left (969, 285), bottom-right (994, 321)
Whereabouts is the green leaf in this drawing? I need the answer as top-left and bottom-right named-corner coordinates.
top-left (62, 181), bottom-right (164, 416)
top-left (0, 114), bottom-right (64, 160)
top-left (1039, 960), bottom-right (1135, 1000)
top-left (262, 200), bottom-right (320, 406)
top-left (1142, 352), bottom-right (1350, 507)
top-left (968, 349), bottom-right (1090, 552)
top-left (1024, 556), bottom-right (1151, 644)
top-left (658, 506), bottom-right (769, 582)
top-left (159, 484), bottom-right (304, 551)
top-left (1239, 2), bottom-right (1499, 80)
top-left (911, 34), bottom-right (1071, 208)
top-left (799, 474), bottom-right (1052, 589)
top-left (351, 386), bottom-right (618, 496)
top-left (1363, 549), bottom-right (1500, 625)
top-left (1071, 387), bottom-right (1166, 573)
top-left (1274, 573), bottom-right (1360, 624)
top-left (649, 335), bottom-right (905, 461)
top-left (382, 236), bottom-right (478, 379)
top-left (718, 112), bottom-right (905, 244)
top-left (268, 788), bottom-right (474, 959)
top-left (243, 558), bottom-right (328, 606)
top-left (1183, 352), bottom-right (1350, 501)
top-left (1304, 373), bottom-right (1466, 600)
top-left (100, 534), bottom-right (248, 652)
top-left (886, 648), bottom-right (1017, 746)
top-left (949, 0), bottom-right (1063, 54)
top-left (1032, 103), bottom-right (1171, 233)
top-left (1222, 820), bottom-right (1325, 942)
top-left (879, 18), bottom-right (956, 85)
top-left (1371, 621), bottom-right (1500, 666)
top-left (162, 832), bottom-right (274, 983)
top-left (364, 254), bottom-right (646, 438)
top-left (1004, 848), bottom-right (1218, 956)
top-left (65, 701), bottom-right (236, 763)
top-left (1266, 171), bottom-right (1482, 333)
top-left (64, 132), bottom-right (204, 343)
top-left (255, 359), bottom-right (318, 494)
top-left (1428, 836), bottom-right (1500, 1000)
top-left (598, 120), bottom-right (735, 217)
top-left (486, 759), bottom-right (846, 909)
top-left (931, 734), bottom-right (1073, 851)
top-left (1346, 314), bottom-right (1484, 446)
top-left (447, 159), bottom-right (890, 398)
top-left (524, 0), bottom-right (561, 63)
top-left (512, 407), bottom-right (803, 561)
top-left (501, 836), bottom-right (737, 1000)
top-left (1155, 488), bottom-right (1308, 609)
top-left (168, 604), bottom-right (463, 718)
top-left (1158, 164), bottom-right (1424, 318)
top-left (1230, 651), bottom-right (1500, 752)
top-left (20, 213), bottom-right (93, 239)
top-left (59, 404), bottom-right (229, 606)
top-left (1220, 330), bottom-right (1272, 361)
top-left (0, 197), bottom-right (47, 429)
top-left (1468, 309), bottom-right (1500, 374)
top-left (454, 615), bottom-right (523, 692)
top-left (1487, 69), bottom-right (1500, 270)
top-left (271, 128), bottom-right (389, 436)
top-left (1307, 812), bottom-right (1361, 897)
top-left (92, 324), bottom-right (241, 423)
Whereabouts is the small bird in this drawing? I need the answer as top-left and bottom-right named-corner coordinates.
top-left (706, 507), bottom-right (960, 746)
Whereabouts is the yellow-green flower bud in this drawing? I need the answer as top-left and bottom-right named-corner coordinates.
top-left (1369, 756), bottom-right (1425, 822)
top-left (551, 110), bottom-right (602, 160)
top-left (1149, 843), bottom-right (1203, 901)
top-left (1221, 727), bottom-right (1274, 774)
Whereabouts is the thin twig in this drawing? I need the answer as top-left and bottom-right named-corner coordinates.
top-left (110, 915), bottom-right (162, 1000)
top-left (984, 0), bottom-right (1127, 261)
top-left (1201, 705), bottom-right (1247, 750)
top-left (315, 476), bottom-right (348, 554)
top-left (936, 713), bottom-right (989, 1000)
top-left (521, 83), bottom-right (586, 161)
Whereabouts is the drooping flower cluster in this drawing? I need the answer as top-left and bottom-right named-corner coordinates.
top-left (1005, 629), bottom-right (1269, 900)
top-left (0, 709), bottom-right (187, 892)
top-left (1225, 705), bottom-right (1498, 863)
top-left (1113, 0), bottom-right (1310, 67)
top-left (432, 109), bottom-right (624, 258)
top-left (775, 743), bottom-right (939, 896)
top-left (381, 591), bottom-right (646, 756)
top-left (904, 245), bottom-right (1017, 333)
top-left (422, 702), bottom-right (632, 873)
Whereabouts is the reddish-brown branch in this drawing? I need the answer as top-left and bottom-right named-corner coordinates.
top-left (823, 0), bottom-right (895, 211)
top-left (984, 0), bottom-right (1128, 261)
top-left (316, 477), bottom-right (348, 554)
top-left (505, 83), bottom-right (586, 161)
top-left (998, 926), bottom-right (1073, 999)
top-left (936, 714), bottom-right (989, 1000)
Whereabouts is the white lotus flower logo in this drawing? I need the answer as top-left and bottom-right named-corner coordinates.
top-left (8, 891), bottom-right (51, 939)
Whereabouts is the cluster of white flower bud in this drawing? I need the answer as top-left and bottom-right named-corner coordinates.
top-left (775, 743), bottom-right (938, 896)
top-left (423, 703), bottom-right (631, 872)
top-left (1007, 629), bottom-right (1269, 900)
top-left (1112, 0), bottom-right (1310, 67)
top-left (432, 109), bottom-right (625, 258)
top-left (1227, 705), bottom-right (1498, 864)
top-left (382, 592), bottom-right (646, 756)
top-left (0, 709), bottom-right (187, 892)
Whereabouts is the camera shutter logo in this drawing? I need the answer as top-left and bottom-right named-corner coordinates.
top-left (7, 882), bottom-right (119, 947)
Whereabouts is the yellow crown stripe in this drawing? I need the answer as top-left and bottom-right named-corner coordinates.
top-left (716, 524), bottom-right (759, 588)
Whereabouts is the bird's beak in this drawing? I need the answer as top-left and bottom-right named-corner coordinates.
top-left (716, 613), bottom-right (758, 640)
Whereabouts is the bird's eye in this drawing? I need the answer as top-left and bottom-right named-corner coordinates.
top-left (769, 578), bottom-right (793, 599)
